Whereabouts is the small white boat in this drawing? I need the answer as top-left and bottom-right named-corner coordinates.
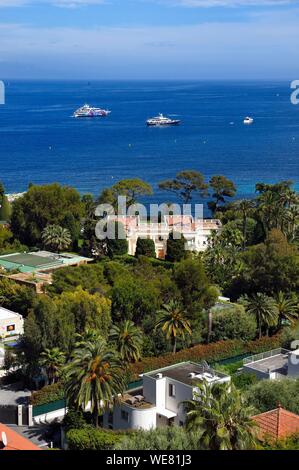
top-left (243, 116), bottom-right (254, 125)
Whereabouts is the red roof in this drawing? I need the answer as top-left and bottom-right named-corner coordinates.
top-left (252, 407), bottom-right (299, 440)
top-left (0, 423), bottom-right (40, 451)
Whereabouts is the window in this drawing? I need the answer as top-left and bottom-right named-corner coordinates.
top-left (169, 383), bottom-right (176, 398)
top-left (7, 325), bottom-right (15, 332)
top-left (179, 421), bottom-right (184, 427)
top-left (121, 410), bottom-right (129, 422)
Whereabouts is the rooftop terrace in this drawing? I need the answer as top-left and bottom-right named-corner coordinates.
top-left (146, 361), bottom-right (229, 386)
top-left (243, 348), bottom-right (290, 375)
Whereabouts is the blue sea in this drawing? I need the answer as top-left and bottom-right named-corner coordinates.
top-left (0, 80), bottom-right (298, 206)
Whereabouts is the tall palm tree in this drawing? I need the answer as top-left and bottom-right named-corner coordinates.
top-left (233, 199), bottom-right (255, 250)
top-left (273, 291), bottom-right (298, 327)
top-left (42, 224), bottom-right (72, 252)
top-left (243, 293), bottom-right (278, 338)
top-left (155, 301), bottom-right (192, 354)
top-left (109, 320), bottom-right (143, 364)
top-left (183, 381), bottom-right (258, 450)
top-left (64, 338), bottom-right (125, 427)
top-left (39, 347), bottom-right (65, 385)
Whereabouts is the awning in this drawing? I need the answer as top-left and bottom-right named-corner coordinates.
top-left (156, 409), bottom-right (177, 419)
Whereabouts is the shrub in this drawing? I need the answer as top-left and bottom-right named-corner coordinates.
top-left (115, 426), bottom-right (199, 450)
top-left (129, 334), bottom-right (283, 379)
top-left (261, 434), bottom-right (299, 450)
top-left (232, 372), bottom-right (258, 391)
top-left (166, 232), bottom-right (186, 262)
top-left (49, 263), bottom-right (107, 294)
top-left (247, 378), bottom-right (299, 415)
top-left (211, 303), bottom-right (257, 342)
top-left (30, 382), bottom-right (64, 406)
top-left (135, 238), bottom-right (156, 258)
top-left (63, 408), bottom-right (88, 431)
top-left (66, 427), bottom-right (123, 450)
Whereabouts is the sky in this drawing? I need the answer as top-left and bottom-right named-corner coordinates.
top-left (0, 0), bottom-right (299, 79)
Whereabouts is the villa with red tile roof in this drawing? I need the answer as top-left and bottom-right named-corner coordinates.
top-left (0, 423), bottom-right (40, 451)
top-left (252, 406), bottom-right (299, 441)
top-left (107, 215), bottom-right (221, 259)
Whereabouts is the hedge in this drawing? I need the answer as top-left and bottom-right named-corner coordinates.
top-left (30, 382), bottom-right (64, 406)
top-left (129, 334), bottom-right (283, 379)
top-left (66, 427), bottom-right (124, 450)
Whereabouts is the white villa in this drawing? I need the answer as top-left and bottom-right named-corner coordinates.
top-left (102, 361), bottom-right (230, 431)
top-left (107, 215), bottom-right (222, 259)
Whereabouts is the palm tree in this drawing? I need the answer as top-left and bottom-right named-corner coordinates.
top-left (273, 291), bottom-right (298, 327)
top-left (233, 199), bottom-right (255, 250)
top-left (183, 381), bottom-right (258, 450)
top-left (109, 320), bottom-right (143, 364)
top-left (64, 338), bottom-right (125, 427)
top-left (285, 204), bottom-right (299, 241)
top-left (42, 224), bottom-right (72, 252)
top-left (75, 328), bottom-right (104, 347)
top-left (39, 348), bottom-right (65, 385)
top-left (243, 293), bottom-right (278, 338)
top-left (155, 301), bottom-right (192, 354)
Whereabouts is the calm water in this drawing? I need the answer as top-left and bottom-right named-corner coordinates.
top-left (0, 80), bottom-right (298, 206)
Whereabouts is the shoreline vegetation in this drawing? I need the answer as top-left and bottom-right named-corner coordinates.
top-left (0, 173), bottom-right (298, 450)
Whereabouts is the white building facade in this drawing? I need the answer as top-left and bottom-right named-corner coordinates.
top-left (0, 306), bottom-right (24, 340)
top-left (106, 215), bottom-right (222, 259)
top-left (102, 361), bottom-right (230, 431)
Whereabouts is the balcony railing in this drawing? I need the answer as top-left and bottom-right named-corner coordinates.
top-left (243, 348), bottom-right (290, 365)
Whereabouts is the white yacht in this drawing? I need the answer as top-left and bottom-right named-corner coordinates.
top-left (146, 113), bottom-right (181, 126)
top-left (74, 104), bottom-right (111, 118)
top-left (243, 116), bottom-right (254, 125)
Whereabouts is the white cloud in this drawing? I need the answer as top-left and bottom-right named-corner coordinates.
top-left (0, 8), bottom-right (298, 79)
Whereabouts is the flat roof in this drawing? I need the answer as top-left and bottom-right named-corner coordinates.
top-left (0, 307), bottom-right (21, 320)
top-left (244, 354), bottom-right (288, 374)
top-left (0, 251), bottom-right (93, 273)
top-left (146, 361), bottom-right (228, 386)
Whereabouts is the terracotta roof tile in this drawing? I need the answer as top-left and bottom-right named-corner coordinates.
top-left (252, 407), bottom-right (299, 440)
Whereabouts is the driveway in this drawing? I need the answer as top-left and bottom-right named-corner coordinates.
top-left (0, 382), bottom-right (31, 405)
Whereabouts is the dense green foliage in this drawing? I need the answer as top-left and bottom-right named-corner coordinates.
top-left (166, 232), bottom-right (186, 262)
top-left (30, 382), bottom-right (65, 405)
top-left (116, 426), bottom-right (199, 450)
top-left (10, 183), bottom-right (84, 247)
top-left (184, 381), bottom-right (258, 450)
top-left (66, 427), bottom-right (123, 450)
top-left (210, 303), bottom-right (257, 342)
top-left (247, 379), bottom-right (299, 415)
top-left (0, 278), bottom-right (36, 316)
top-left (135, 237), bottom-right (156, 258)
top-left (23, 289), bottom-right (111, 361)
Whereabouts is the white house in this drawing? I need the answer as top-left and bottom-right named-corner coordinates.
top-left (102, 361), bottom-right (230, 431)
top-left (243, 348), bottom-right (299, 380)
top-left (0, 306), bottom-right (24, 340)
top-left (106, 215), bottom-right (221, 259)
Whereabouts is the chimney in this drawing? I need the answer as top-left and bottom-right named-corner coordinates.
top-left (156, 373), bottom-right (163, 379)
